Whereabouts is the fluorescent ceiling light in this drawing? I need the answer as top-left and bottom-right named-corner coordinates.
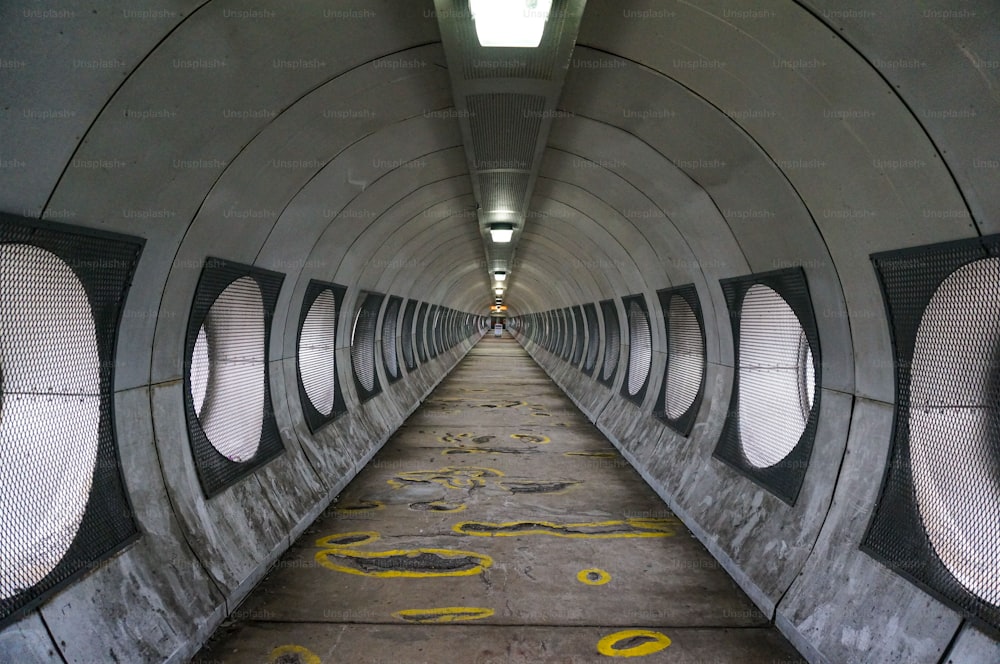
top-left (494, 270), bottom-right (507, 281)
top-left (489, 222), bottom-right (515, 243)
top-left (495, 288), bottom-right (504, 295)
top-left (470, 0), bottom-right (553, 48)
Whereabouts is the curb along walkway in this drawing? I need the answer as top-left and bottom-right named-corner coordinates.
top-left (195, 333), bottom-right (805, 663)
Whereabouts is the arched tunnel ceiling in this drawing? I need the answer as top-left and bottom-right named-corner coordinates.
top-left (1, 0), bottom-right (997, 400)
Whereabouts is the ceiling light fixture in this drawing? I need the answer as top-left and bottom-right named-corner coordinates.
top-left (495, 288), bottom-right (503, 295)
top-left (494, 270), bottom-right (507, 281)
top-left (488, 222), bottom-right (515, 243)
top-left (470, 0), bottom-right (553, 48)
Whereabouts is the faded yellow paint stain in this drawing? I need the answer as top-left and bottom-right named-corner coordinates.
top-left (596, 629), bottom-right (672, 657)
top-left (387, 466), bottom-right (505, 490)
top-left (452, 517), bottom-right (677, 539)
top-left (314, 530), bottom-right (493, 578)
top-left (392, 606), bottom-right (494, 623)
top-left (270, 644), bottom-right (322, 664)
top-left (577, 568), bottom-right (612, 585)
top-left (510, 433), bottom-right (551, 444)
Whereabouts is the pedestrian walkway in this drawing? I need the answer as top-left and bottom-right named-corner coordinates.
top-left (195, 333), bottom-right (805, 663)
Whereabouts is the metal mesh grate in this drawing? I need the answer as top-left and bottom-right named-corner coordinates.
top-left (582, 303), bottom-right (600, 375)
top-left (571, 306), bottom-right (585, 366)
top-left (863, 236), bottom-right (1000, 632)
top-left (599, 300), bottom-right (621, 386)
top-left (654, 285), bottom-right (706, 436)
top-left (714, 268), bottom-right (820, 505)
top-left (415, 302), bottom-right (428, 363)
top-left (0, 216), bottom-right (141, 628)
top-left (351, 294), bottom-right (383, 400)
top-left (428, 306), bottom-right (441, 358)
top-left (382, 297), bottom-right (401, 381)
top-left (185, 258), bottom-right (285, 497)
top-left (556, 309), bottom-right (568, 359)
top-left (622, 296), bottom-right (652, 403)
top-left (296, 280), bottom-right (347, 432)
top-left (400, 300), bottom-right (416, 370)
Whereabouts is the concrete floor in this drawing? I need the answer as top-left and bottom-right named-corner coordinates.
top-left (194, 334), bottom-right (806, 663)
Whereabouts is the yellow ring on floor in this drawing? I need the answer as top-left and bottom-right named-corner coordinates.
top-left (596, 629), bottom-right (672, 657)
top-left (577, 568), bottom-right (611, 585)
top-left (270, 644), bottom-right (321, 664)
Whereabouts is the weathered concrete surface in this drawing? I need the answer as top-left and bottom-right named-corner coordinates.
top-left (195, 334), bottom-right (805, 663)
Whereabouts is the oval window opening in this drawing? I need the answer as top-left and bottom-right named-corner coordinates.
top-left (627, 301), bottom-right (651, 396)
top-left (910, 257), bottom-right (1000, 606)
top-left (0, 244), bottom-right (101, 599)
top-left (738, 284), bottom-right (814, 468)
top-left (197, 276), bottom-right (265, 463)
top-left (665, 295), bottom-right (704, 419)
top-left (299, 290), bottom-right (337, 416)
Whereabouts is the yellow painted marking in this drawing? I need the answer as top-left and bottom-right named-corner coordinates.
top-left (315, 531), bottom-right (380, 548)
top-left (270, 644), bottom-right (321, 664)
top-left (392, 607), bottom-right (495, 623)
top-left (596, 630), bottom-right (671, 657)
top-left (387, 466), bottom-right (505, 490)
top-left (510, 433), bottom-right (551, 444)
top-left (578, 568), bottom-right (612, 585)
top-left (438, 432), bottom-right (474, 444)
top-left (452, 517), bottom-right (677, 539)
top-left (565, 451), bottom-right (617, 458)
top-left (315, 546), bottom-right (493, 578)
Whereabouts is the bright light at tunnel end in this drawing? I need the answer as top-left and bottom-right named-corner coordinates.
top-left (470, 0), bottom-right (553, 48)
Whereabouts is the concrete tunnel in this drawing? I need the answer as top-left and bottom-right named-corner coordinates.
top-left (1, 0), bottom-right (999, 661)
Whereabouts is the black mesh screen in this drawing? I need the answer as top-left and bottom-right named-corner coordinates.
top-left (582, 303), bottom-right (600, 376)
top-left (296, 280), bottom-right (347, 433)
top-left (714, 267), bottom-right (821, 505)
top-left (0, 214), bottom-right (142, 629)
top-left (561, 309), bottom-right (574, 360)
top-left (415, 302), bottom-right (428, 363)
top-left (571, 306), bottom-right (586, 366)
top-left (428, 305), bottom-right (441, 359)
top-left (863, 235), bottom-right (1000, 634)
top-left (654, 284), bottom-right (707, 436)
top-left (381, 296), bottom-right (402, 382)
top-left (184, 258), bottom-right (285, 498)
top-left (401, 299), bottom-right (417, 371)
top-left (621, 294), bottom-right (653, 405)
top-left (351, 293), bottom-right (384, 401)
top-left (599, 300), bottom-right (621, 387)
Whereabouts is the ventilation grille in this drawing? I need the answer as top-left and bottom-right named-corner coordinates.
top-left (415, 302), bottom-right (429, 363)
top-left (477, 172), bottom-right (530, 215)
top-left (654, 284), bottom-right (706, 436)
top-left (622, 296), bottom-right (653, 403)
top-left (571, 306), bottom-right (585, 366)
top-left (297, 281), bottom-right (347, 432)
top-left (599, 300), bottom-right (621, 386)
top-left (382, 296), bottom-right (402, 381)
top-left (714, 268), bottom-right (820, 505)
top-left (185, 258), bottom-right (284, 498)
top-left (582, 303), bottom-right (600, 375)
top-left (401, 299), bottom-right (417, 370)
top-left (863, 235), bottom-right (1000, 633)
top-left (467, 93), bottom-right (545, 171)
top-left (0, 215), bottom-right (141, 629)
top-left (351, 293), bottom-right (384, 400)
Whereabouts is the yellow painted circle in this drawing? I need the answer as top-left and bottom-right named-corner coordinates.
top-left (270, 644), bottom-right (321, 664)
top-left (577, 568), bottom-right (611, 585)
top-left (597, 630), bottom-right (671, 657)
